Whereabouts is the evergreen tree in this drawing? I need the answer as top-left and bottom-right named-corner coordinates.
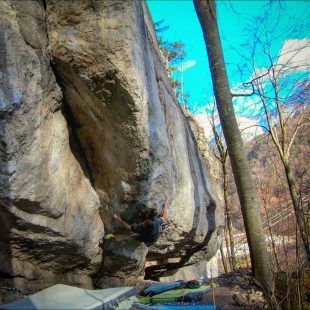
top-left (154, 20), bottom-right (189, 108)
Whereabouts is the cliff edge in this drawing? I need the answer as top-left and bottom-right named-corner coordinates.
top-left (0, 0), bottom-right (222, 294)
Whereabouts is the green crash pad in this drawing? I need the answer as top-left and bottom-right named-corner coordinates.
top-left (132, 303), bottom-right (221, 310)
top-left (138, 285), bottom-right (211, 304)
top-left (0, 284), bottom-right (135, 310)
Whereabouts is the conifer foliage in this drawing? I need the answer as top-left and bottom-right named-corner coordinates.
top-left (154, 20), bottom-right (189, 108)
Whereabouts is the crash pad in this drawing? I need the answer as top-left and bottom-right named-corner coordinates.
top-left (0, 284), bottom-right (135, 310)
top-left (140, 282), bottom-right (185, 296)
top-left (133, 303), bottom-right (221, 310)
top-left (138, 285), bottom-right (211, 304)
top-left (115, 296), bottom-right (138, 310)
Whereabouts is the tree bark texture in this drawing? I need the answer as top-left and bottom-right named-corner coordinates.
top-left (193, 0), bottom-right (272, 289)
top-left (283, 159), bottom-right (310, 264)
top-left (222, 162), bottom-right (237, 270)
top-left (220, 238), bottom-right (229, 273)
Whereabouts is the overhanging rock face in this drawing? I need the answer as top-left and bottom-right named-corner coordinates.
top-left (0, 0), bottom-right (222, 293)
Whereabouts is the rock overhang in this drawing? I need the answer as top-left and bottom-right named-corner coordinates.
top-left (0, 0), bottom-right (222, 294)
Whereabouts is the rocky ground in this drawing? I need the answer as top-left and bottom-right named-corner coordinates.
top-left (131, 269), bottom-right (270, 309)
top-left (202, 270), bottom-right (269, 309)
top-left (0, 287), bottom-right (24, 305)
top-left (0, 270), bottom-right (272, 309)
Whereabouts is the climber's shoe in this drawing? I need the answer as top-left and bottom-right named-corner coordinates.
top-left (104, 233), bottom-right (115, 240)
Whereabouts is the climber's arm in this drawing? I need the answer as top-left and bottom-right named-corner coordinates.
top-left (113, 214), bottom-right (131, 230)
top-left (161, 200), bottom-right (168, 223)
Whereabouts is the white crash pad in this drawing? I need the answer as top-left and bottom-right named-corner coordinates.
top-left (0, 284), bottom-right (135, 310)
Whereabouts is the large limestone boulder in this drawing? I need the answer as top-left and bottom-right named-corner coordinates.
top-left (0, 0), bottom-right (222, 294)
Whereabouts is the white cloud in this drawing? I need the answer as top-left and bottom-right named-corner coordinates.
top-left (276, 39), bottom-right (310, 75)
top-left (193, 113), bottom-right (214, 140)
top-left (193, 39), bottom-right (309, 143)
top-left (230, 82), bottom-right (247, 95)
top-left (178, 60), bottom-right (197, 72)
top-left (194, 112), bottom-right (264, 142)
top-left (247, 39), bottom-right (310, 82)
top-left (237, 116), bottom-right (264, 141)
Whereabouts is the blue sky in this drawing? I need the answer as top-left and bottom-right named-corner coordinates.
top-left (147, 0), bottom-right (310, 123)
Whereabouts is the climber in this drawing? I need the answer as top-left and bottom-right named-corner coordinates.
top-left (113, 200), bottom-right (168, 244)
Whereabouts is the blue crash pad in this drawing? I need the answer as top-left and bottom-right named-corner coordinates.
top-left (140, 282), bottom-right (184, 296)
top-left (133, 303), bottom-right (221, 310)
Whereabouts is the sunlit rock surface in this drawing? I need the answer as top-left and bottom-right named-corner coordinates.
top-left (0, 0), bottom-right (222, 294)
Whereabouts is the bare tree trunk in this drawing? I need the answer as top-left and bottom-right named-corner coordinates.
top-left (223, 162), bottom-right (237, 270)
top-left (263, 196), bottom-right (281, 271)
top-left (223, 227), bottom-right (232, 270)
top-left (283, 158), bottom-right (310, 264)
top-left (210, 105), bottom-right (236, 270)
top-left (194, 0), bottom-right (272, 289)
top-left (259, 73), bottom-right (310, 264)
top-left (220, 238), bottom-right (229, 273)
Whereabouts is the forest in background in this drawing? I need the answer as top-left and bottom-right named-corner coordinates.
top-left (230, 116), bottom-right (310, 234)
top-left (152, 1), bottom-right (309, 308)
